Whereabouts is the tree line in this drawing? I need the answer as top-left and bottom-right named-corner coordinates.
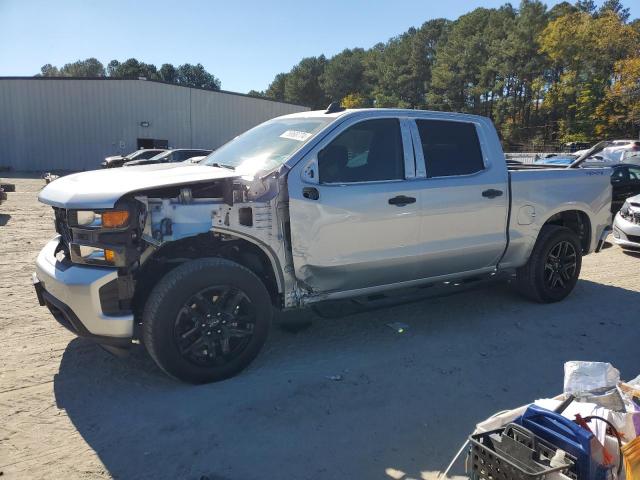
top-left (253, 0), bottom-right (640, 147)
top-left (37, 58), bottom-right (221, 91)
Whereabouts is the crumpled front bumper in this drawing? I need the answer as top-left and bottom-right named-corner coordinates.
top-left (612, 213), bottom-right (640, 249)
top-left (33, 236), bottom-right (134, 345)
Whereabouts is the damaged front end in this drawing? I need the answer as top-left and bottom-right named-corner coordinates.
top-left (39, 163), bottom-right (307, 337)
top-left (35, 167), bottom-right (305, 347)
top-left (124, 169), bottom-right (303, 318)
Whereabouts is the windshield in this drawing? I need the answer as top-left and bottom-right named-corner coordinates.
top-left (125, 151), bottom-right (141, 160)
top-left (202, 117), bottom-right (333, 174)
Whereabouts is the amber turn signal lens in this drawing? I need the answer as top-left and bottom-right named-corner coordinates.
top-left (104, 249), bottom-right (115, 263)
top-left (102, 210), bottom-right (129, 228)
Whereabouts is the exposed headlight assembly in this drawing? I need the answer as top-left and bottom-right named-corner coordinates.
top-left (619, 202), bottom-right (631, 221)
top-left (69, 244), bottom-right (123, 266)
top-left (73, 210), bottom-right (130, 229)
top-left (66, 208), bottom-right (133, 267)
top-left (76, 210), bottom-right (101, 227)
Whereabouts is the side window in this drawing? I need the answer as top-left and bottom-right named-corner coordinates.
top-left (318, 119), bottom-right (404, 183)
top-left (629, 166), bottom-right (640, 181)
top-left (612, 168), bottom-right (629, 181)
top-left (140, 150), bottom-right (158, 159)
top-left (416, 120), bottom-right (484, 177)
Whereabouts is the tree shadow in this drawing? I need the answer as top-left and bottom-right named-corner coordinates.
top-left (53, 279), bottom-right (640, 480)
top-left (0, 214), bottom-right (10, 226)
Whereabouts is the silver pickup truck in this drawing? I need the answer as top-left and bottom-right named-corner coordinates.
top-left (34, 108), bottom-right (612, 383)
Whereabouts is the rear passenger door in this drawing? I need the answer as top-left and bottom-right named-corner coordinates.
top-left (288, 117), bottom-right (423, 293)
top-left (409, 118), bottom-right (509, 278)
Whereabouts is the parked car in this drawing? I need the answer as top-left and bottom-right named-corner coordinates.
top-left (535, 154), bottom-right (577, 166)
top-left (102, 149), bottom-right (167, 168)
top-left (611, 164), bottom-right (640, 212)
top-left (536, 158), bottom-right (640, 212)
top-left (603, 140), bottom-right (640, 162)
top-left (621, 150), bottom-right (640, 165)
top-left (535, 153), bottom-right (613, 166)
top-left (564, 141), bottom-right (591, 153)
top-left (34, 108), bottom-right (612, 383)
top-left (574, 140), bottom-right (640, 163)
top-left (123, 149), bottom-right (212, 166)
top-left (182, 155), bottom-right (208, 164)
top-left (613, 195), bottom-right (640, 250)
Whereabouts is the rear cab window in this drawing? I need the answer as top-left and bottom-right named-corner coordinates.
top-left (415, 119), bottom-right (484, 177)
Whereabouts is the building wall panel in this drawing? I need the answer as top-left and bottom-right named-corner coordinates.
top-left (0, 79), bottom-right (307, 171)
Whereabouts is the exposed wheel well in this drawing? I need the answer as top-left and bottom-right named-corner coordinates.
top-left (542, 210), bottom-right (591, 253)
top-left (132, 233), bottom-right (281, 320)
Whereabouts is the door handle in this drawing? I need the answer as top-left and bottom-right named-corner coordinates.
top-left (482, 189), bottom-right (503, 199)
top-left (388, 195), bottom-right (416, 207)
top-left (302, 187), bottom-right (319, 200)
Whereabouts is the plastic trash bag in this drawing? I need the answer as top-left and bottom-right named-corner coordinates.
top-left (564, 361), bottom-right (620, 394)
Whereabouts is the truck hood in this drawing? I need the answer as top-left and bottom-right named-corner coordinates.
top-left (38, 163), bottom-right (240, 209)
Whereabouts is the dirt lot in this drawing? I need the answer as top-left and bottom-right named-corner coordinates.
top-left (1, 176), bottom-right (639, 480)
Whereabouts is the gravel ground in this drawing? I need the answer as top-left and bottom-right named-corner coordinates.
top-left (1, 176), bottom-right (639, 480)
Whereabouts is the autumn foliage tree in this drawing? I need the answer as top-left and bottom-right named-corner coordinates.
top-left (38, 58), bottom-right (221, 90)
top-left (264, 0), bottom-right (640, 146)
top-left (596, 57), bottom-right (640, 137)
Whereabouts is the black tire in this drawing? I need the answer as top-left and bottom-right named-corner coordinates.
top-left (143, 258), bottom-right (272, 384)
top-left (515, 225), bottom-right (582, 303)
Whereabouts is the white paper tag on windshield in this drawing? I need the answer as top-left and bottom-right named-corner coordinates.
top-left (280, 130), bottom-right (312, 141)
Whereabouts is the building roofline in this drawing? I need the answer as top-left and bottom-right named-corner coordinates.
top-left (0, 76), bottom-right (308, 109)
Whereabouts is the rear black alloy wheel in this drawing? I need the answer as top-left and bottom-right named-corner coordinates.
top-left (543, 240), bottom-right (577, 292)
top-left (174, 286), bottom-right (256, 367)
top-left (143, 258), bottom-right (272, 384)
top-left (516, 225), bottom-right (582, 303)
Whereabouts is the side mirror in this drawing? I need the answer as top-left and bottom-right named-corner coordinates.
top-left (301, 157), bottom-right (319, 184)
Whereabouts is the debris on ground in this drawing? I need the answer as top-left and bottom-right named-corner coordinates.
top-left (42, 173), bottom-right (59, 184)
top-left (452, 361), bottom-right (640, 480)
top-left (326, 374), bottom-right (343, 381)
top-left (386, 322), bottom-right (409, 334)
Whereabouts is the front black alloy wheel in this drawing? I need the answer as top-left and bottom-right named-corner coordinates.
top-left (143, 258), bottom-right (272, 384)
top-left (174, 286), bottom-right (256, 367)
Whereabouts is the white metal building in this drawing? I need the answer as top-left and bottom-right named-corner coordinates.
top-left (0, 77), bottom-right (308, 171)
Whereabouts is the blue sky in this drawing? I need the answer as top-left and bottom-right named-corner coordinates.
top-left (0, 0), bottom-right (636, 93)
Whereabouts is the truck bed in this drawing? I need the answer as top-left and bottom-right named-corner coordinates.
top-left (507, 160), bottom-right (567, 170)
top-left (498, 166), bottom-right (613, 269)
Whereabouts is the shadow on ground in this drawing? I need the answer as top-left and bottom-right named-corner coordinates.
top-left (622, 249), bottom-right (640, 259)
top-left (0, 214), bottom-right (10, 226)
top-left (54, 279), bottom-right (640, 480)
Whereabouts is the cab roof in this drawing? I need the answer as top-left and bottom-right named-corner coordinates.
top-left (278, 108), bottom-right (494, 125)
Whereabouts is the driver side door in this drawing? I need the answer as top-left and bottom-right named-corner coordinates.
top-left (287, 116), bottom-right (423, 294)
